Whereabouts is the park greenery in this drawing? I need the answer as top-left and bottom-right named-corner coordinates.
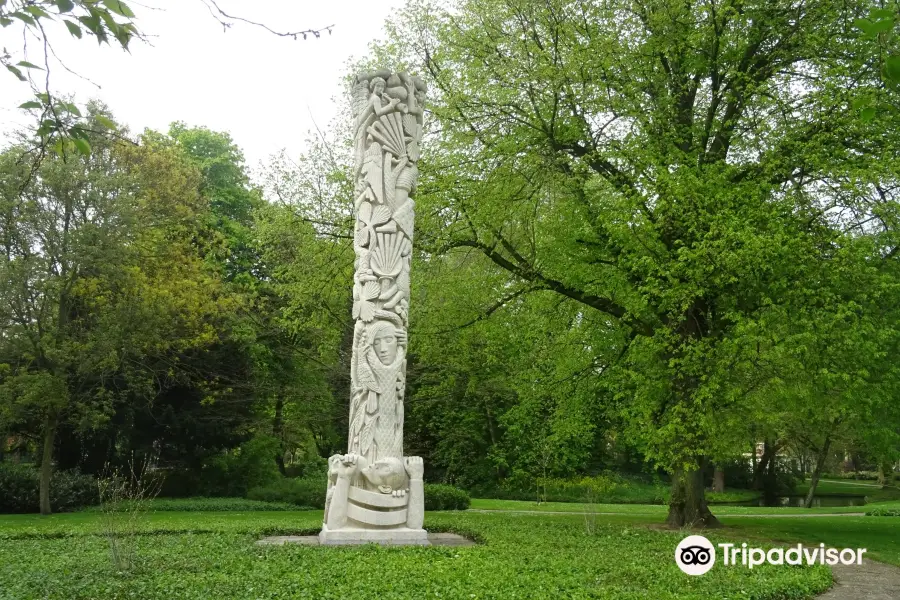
top-left (2, 2), bottom-right (900, 599)
top-left (0, 510), bottom-right (836, 599)
top-left (0, 0), bottom-right (898, 558)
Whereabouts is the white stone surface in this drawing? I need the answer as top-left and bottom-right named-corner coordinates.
top-left (318, 525), bottom-right (429, 546)
top-left (321, 70), bottom-right (428, 539)
top-left (257, 532), bottom-right (476, 547)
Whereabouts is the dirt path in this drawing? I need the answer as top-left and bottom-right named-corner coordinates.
top-left (818, 560), bottom-right (900, 599)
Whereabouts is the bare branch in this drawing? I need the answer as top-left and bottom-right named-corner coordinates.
top-left (200, 0), bottom-right (333, 40)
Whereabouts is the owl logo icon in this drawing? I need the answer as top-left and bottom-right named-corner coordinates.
top-left (675, 535), bottom-right (716, 575)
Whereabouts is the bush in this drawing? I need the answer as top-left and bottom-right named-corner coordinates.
top-left (824, 471), bottom-right (881, 481)
top-left (155, 468), bottom-right (201, 498)
top-left (0, 462), bottom-right (98, 514)
top-left (199, 435), bottom-right (283, 497)
top-left (81, 497), bottom-right (305, 512)
top-left (247, 477), bottom-right (325, 509)
top-left (866, 507), bottom-right (900, 516)
top-left (424, 484), bottom-right (470, 511)
top-left (284, 455), bottom-right (328, 479)
top-left (472, 473), bottom-right (670, 504)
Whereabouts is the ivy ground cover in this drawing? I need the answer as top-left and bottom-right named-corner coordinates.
top-left (0, 511), bottom-right (831, 599)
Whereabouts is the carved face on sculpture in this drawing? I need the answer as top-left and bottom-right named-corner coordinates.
top-left (361, 457), bottom-right (406, 493)
top-left (370, 320), bottom-right (404, 365)
top-left (370, 77), bottom-right (386, 95)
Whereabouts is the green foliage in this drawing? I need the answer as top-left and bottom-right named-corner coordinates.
top-left (823, 471), bottom-right (883, 481)
top-left (246, 477), bottom-right (325, 509)
top-left (81, 497), bottom-right (304, 513)
top-left (851, 3), bottom-right (900, 118)
top-left (475, 474), bottom-right (672, 505)
top-left (0, 113), bottom-right (236, 512)
top-left (423, 484), bottom-right (470, 511)
top-left (2, 0), bottom-right (139, 150)
top-left (367, 0), bottom-right (900, 524)
top-left (199, 435), bottom-right (283, 498)
top-left (0, 510), bottom-right (833, 599)
top-left (0, 463), bottom-right (97, 514)
top-left (866, 506), bottom-right (900, 516)
top-left (283, 454), bottom-right (328, 480)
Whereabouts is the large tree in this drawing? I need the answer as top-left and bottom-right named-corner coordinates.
top-left (375, 0), bottom-right (900, 526)
top-left (0, 111), bottom-right (227, 513)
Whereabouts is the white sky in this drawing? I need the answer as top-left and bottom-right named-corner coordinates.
top-left (0, 0), bottom-right (402, 167)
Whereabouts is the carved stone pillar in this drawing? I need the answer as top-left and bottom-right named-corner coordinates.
top-left (319, 70), bottom-right (428, 546)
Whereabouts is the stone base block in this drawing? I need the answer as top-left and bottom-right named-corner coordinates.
top-left (317, 525), bottom-right (430, 546)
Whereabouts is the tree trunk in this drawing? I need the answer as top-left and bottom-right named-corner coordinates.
top-left (666, 465), bottom-right (721, 528)
top-left (273, 396), bottom-right (286, 476)
top-left (39, 415), bottom-right (58, 516)
top-left (712, 465), bottom-right (725, 493)
top-left (803, 436), bottom-right (832, 509)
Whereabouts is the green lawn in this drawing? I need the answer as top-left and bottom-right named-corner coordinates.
top-left (470, 498), bottom-right (872, 515)
top-left (0, 510), bottom-right (833, 600)
top-left (795, 479), bottom-right (900, 503)
top-left (721, 516), bottom-right (900, 567)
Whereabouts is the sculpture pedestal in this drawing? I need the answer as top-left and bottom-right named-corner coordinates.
top-left (318, 525), bottom-right (429, 546)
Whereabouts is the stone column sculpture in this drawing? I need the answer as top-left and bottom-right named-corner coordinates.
top-left (319, 70), bottom-right (427, 546)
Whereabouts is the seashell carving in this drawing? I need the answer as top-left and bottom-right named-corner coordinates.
top-left (370, 232), bottom-right (404, 278)
top-left (368, 112), bottom-right (407, 159)
top-left (403, 114), bottom-right (417, 139)
top-left (357, 201), bottom-right (392, 247)
top-left (362, 280), bottom-right (381, 301)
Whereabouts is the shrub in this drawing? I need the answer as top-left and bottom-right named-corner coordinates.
top-left (824, 471), bottom-right (881, 481)
top-left (473, 473), bottom-right (670, 504)
top-left (81, 497), bottom-right (305, 512)
top-left (424, 484), bottom-right (470, 511)
top-left (284, 455), bottom-right (328, 479)
top-left (247, 477), bottom-right (325, 509)
top-left (155, 468), bottom-right (201, 498)
top-left (199, 435), bottom-right (283, 497)
top-left (0, 462), bottom-right (98, 514)
top-left (866, 507), bottom-right (900, 517)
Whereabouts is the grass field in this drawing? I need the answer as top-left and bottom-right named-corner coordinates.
top-left (795, 479), bottom-right (900, 503)
top-left (0, 509), bottom-right (836, 600)
top-left (470, 498), bottom-right (874, 515)
top-left (720, 516), bottom-right (900, 567)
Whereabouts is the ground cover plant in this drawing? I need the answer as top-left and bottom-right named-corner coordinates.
top-left (865, 503), bottom-right (900, 517)
top-left (0, 511), bottom-right (832, 600)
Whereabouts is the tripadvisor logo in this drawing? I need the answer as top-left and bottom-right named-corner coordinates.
top-left (675, 535), bottom-right (868, 576)
top-left (675, 535), bottom-right (716, 575)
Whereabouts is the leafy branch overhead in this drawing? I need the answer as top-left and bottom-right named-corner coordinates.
top-left (1, 0), bottom-right (141, 155)
top-left (853, 4), bottom-right (900, 120)
top-left (1, 0), bottom-right (333, 157)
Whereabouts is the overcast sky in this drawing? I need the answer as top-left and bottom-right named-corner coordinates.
top-left (0, 0), bottom-right (402, 168)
